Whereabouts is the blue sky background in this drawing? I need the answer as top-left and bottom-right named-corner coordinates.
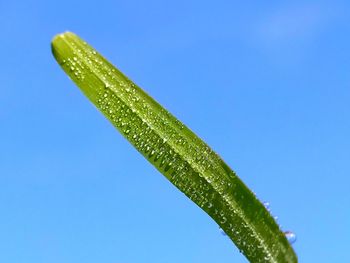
top-left (1, 0), bottom-right (349, 262)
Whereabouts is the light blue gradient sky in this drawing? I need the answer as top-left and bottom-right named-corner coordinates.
top-left (1, 1), bottom-right (349, 262)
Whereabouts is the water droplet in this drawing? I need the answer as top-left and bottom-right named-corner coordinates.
top-left (284, 231), bottom-right (296, 244)
top-left (263, 202), bottom-right (270, 211)
top-left (219, 228), bottom-right (227, 236)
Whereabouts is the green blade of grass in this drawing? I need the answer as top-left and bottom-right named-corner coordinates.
top-left (51, 32), bottom-right (297, 263)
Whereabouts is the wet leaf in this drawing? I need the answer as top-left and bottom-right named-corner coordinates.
top-left (51, 32), bottom-right (297, 263)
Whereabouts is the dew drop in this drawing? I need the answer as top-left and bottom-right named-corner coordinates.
top-left (263, 202), bottom-right (270, 211)
top-left (221, 217), bottom-right (227, 224)
top-left (219, 228), bottom-right (227, 236)
top-left (284, 231), bottom-right (296, 244)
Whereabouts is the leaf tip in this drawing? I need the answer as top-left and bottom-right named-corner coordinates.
top-left (51, 31), bottom-right (75, 43)
top-left (51, 31), bottom-right (77, 61)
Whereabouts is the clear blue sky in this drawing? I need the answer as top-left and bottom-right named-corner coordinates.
top-left (1, 1), bottom-right (349, 262)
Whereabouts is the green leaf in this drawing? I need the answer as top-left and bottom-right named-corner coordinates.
top-left (51, 32), bottom-right (297, 263)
